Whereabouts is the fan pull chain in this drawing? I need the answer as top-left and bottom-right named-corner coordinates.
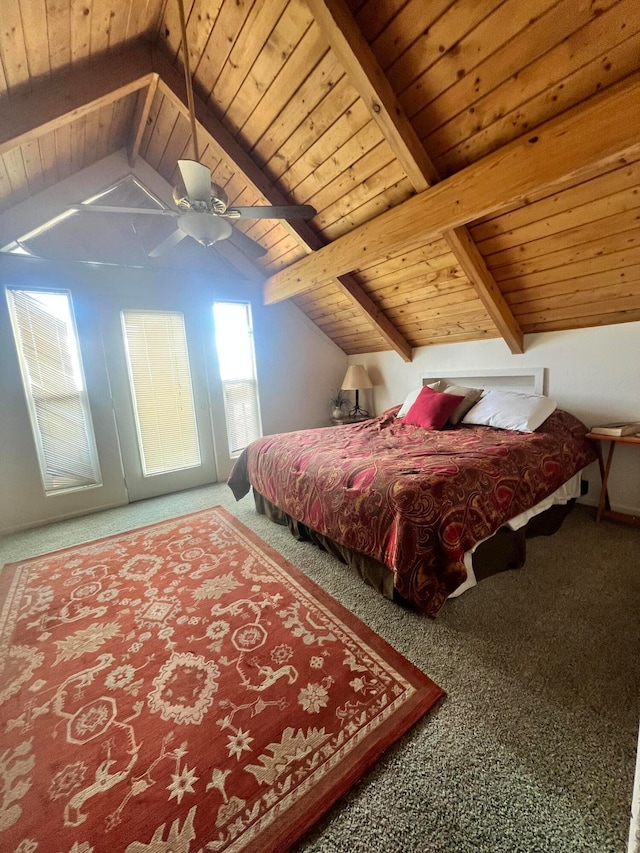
top-left (177, 0), bottom-right (200, 162)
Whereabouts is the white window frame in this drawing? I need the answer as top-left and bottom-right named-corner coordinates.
top-left (5, 286), bottom-right (102, 496)
top-left (213, 301), bottom-right (262, 457)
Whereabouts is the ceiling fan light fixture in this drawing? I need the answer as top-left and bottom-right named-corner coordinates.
top-left (177, 213), bottom-right (232, 247)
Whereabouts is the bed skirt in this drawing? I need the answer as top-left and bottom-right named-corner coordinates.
top-left (252, 489), bottom-right (575, 607)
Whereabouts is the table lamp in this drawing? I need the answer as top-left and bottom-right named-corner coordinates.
top-left (341, 364), bottom-right (373, 419)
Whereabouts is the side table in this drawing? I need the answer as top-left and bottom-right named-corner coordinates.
top-left (330, 416), bottom-right (370, 426)
top-left (586, 432), bottom-right (640, 527)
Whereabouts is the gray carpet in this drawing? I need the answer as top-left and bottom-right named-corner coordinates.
top-left (1, 485), bottom-right (638, 853)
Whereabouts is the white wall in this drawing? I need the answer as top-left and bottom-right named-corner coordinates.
top-left (350, 323), bottom-right (640, 515)
top-left (0, 152), bottom-right (346, 533)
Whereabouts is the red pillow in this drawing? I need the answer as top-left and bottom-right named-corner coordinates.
top-left (402, 385), bottom-right (465, 430)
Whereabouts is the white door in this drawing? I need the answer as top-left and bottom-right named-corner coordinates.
top-left (102, 295), bottom-right (217, 502)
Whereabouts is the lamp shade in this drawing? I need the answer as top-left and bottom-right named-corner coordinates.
top-left (341, 364), bottom-right (373, 391)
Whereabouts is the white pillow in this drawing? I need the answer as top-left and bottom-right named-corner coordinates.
top-left (397, 382), bottom-right (441, 417)
top-left (462, 389), bottom-right (557, 432)
top-left (440, 383), bottom-right (483, 425)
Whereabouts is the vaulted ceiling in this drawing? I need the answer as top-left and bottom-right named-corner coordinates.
top-left (1, 0), bottom-right (639, 361)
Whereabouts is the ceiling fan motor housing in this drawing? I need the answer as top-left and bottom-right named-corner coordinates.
top-left (172, 177), bottom-right (229, 214)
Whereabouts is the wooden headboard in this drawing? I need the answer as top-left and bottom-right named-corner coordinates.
top-left (419, 367), bottom-right (545, 395)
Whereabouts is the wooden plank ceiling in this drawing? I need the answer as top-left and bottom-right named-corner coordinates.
top-left (0, 0), bottom-right (639, 360)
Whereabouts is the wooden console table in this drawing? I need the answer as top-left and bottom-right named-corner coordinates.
top-left (586, 432), bottom-right (640, 527)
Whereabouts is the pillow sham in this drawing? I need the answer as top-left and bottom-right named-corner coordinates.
top-left (440, 383), bottom-right (483, 425)
top-left (462, 389), bottom-right (557, 432)
top-left (403, 385), bottom-right (464, 430)
top-left (397, 381), bottom-right (441, 417)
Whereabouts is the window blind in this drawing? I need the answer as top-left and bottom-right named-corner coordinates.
top-left (6, 288), bottom-right (101, 494)
top-left (213, 302), bottom-right (261, 456)
top-left (121, 311), bottom-right (201, 476)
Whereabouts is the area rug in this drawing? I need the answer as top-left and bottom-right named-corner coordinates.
top-left (0, 506), bottom-right (444, 853)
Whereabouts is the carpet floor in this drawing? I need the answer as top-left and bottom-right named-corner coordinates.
top-left (1, 484), bottom-right (638, 853)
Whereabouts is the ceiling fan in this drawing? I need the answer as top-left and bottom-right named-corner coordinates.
top-left (68, 0), bottom-right (316, 260)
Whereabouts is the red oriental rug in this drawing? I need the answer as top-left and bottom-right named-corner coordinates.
top-left (0, 507), bottom-right (443, 852)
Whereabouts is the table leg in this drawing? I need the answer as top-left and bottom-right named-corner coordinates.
top-left (596, 441), bottom-right (616, 522)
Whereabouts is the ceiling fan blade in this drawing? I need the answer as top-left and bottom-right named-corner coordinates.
top-left (226, 204), bottom-right (316, 220)
top-left (68, 204), bottom-right (180, 217)
top-left (227, 227), bottom-right (268, 259)
top-left (148, 228), bottom-right (188, 258)
top-left (178, 160), bottom-right (212, 203)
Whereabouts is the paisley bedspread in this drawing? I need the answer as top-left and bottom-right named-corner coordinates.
top-left (228, 408), bottom-right (596, 616)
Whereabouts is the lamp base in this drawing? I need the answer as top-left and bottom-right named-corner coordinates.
top-left (347, 404), bottom-right (370, 419)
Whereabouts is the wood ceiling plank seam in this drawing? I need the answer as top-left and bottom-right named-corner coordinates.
top-left (476, 182), bottom-right (640, 257)
top-left (139, 88), bottom-right (164, 159)
top-left (81, 107), bottom-right (102, 171)
top-left (45, 0), bottom-right (71, 73)
top-left (470, 155), bottom-right (640, 243)
top-left (367, 0), bottom-right (454, 71)
top-left (157, 110), bottom-right (193, 179)
top-left (236, 25), bottom-right (329, 148)
top-left (320, 175), bottom-right (414, 239)
top-left (129, 75), bottom-right (160, 165)
top-left (279, 101), bottom-right (374, 195)
top-left (393, 0), bottom-right (560, 124)
top-left (1, 0), bottom-right (31, 92)
top-left (3, 147), bottom-right (31, 206)
top-left (384, 0), bottom-right (504, 98)
top-left (257, 58), bottom-right (351, 175)
top-left (353, 238), bottom-right (452, 274)
top-left (91, 0), bottom-right (113, 55)
top-left (224, 9), bottom-right (319, 143)
top-left (263, 68), bottom-right (640, 301)
top-left (107, 0), bottom-right (133, 51)
top-left (213, 0), bottom-right (294, 125)
top-left (313, 162), bottom-right (410, 230)
top-left (261, 243), bottom-right (313, 273)
top-left (439, 33), bottom-right (640, 175)
top-left (306, 0), bottom-right (523, 353)
top-left (37, 130), bottom-right (59, 188)
top-left (504, 262), bottom-right (640, 306)
top-left (515, 290), bottom-right (640, 326)
top-left (371, 272), bottom-right (469, 304)
top-left (430, 0), bottom-right (639, 168)
top-left (19, 139), bottom-right (45, 196)
top-left (0, 158), bottom-right (15, 209)
top-left (143, 95), bottom-right (180, 169)
top-left (358, 260), bottom-right (463, 290)
top-left (152, 50), bottom-right (412, 361)
top-left (0, 47), bottom-right (8, 98)
top-left (69, 0), bottom-right (92, 65)
top-left (357, 251), bottom-right (461, 282)
top-left (353, 0), bottom-right (417, 44)
top-left (291, 120), bottom-right (386, 203)
top-left (19, 0), bottom-right (51, 80)
top-left (69, 115), bottom-right (87, 175)
top-left (491, 215), bottom-right (640, 276)
top-left (302, 142), bottom-right (397, 213)
top-left (94, 103), bottom-right (116, 163)
top-left (182, 0), bottom-right (225, 74)
top-left (262, 71), bottom-right (359, 180)
top-left (385, 293), bottom-right (482, 321)
top-left (54, 123), bottom-right (72, 181)
top-left (193, 0), bottom-right (260, 107)
top-left (524, 309), bottom-right (640, 334)
top-left (160, 0), bottom-right (197, 65)
top-left (411, 0), bottom-right (620, 144)
top-left (110, 92), bottom-right (138, 154)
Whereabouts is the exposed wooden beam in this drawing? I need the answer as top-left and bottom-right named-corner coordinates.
top-left (264, 70), bottom-right (640, 303)
top-left (0, 42), bottom-right (155, 158)
top-left (305, 0), bottom-right (523, 353)
top-left (152, 48), bottom-right (412, 361)
top-left (128, 74), bottom-right (160, 166)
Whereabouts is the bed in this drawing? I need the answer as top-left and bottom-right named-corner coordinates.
top-left (228, 371), bottom-right (596, 617)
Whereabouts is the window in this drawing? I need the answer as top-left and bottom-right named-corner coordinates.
top-left (213, 302), bottom-right (261, 455)
top-left (6, 287), bottom-right (101, 494)
top-left (121, 310), bottom-right (201, 476)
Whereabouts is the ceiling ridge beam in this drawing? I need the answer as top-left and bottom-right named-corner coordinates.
top-left (263, 69), bottom-right (640, 304)
top-left (0, 41), bottom-right (155, 158)
top-left (304, 0), bottom-right (523, 354)
top-left (152, 46), bottom-right (412, 361)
